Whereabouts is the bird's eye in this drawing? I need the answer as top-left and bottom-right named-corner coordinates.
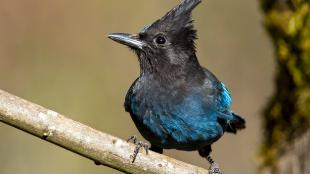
top-left (155, 36), bottom-right (166, 45)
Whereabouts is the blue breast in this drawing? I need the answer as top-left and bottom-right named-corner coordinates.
top-left (129, 92), bottom-right (224, 148)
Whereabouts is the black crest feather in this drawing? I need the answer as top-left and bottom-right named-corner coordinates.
top-left (143, 0), bottom-right (201, 51)
top-left (145, 1), bottom-right (201, 34)
top-left (160, 0), bottom-right (201, 23)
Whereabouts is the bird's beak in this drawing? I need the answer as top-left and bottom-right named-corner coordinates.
top-left (108, 33), bottom-right (146, 50)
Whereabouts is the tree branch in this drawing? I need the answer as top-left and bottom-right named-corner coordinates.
top-left (0, 89), bottom-right (208, 174)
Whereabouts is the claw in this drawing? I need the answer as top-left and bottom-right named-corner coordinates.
top-left (127, 135), bottom-right (137, 144)
top-left (209, 163), bottom-right (222, 174)
top-left (206, 156), bottom-right (222, 174)
top-left (127, 136), bottom-right (150, 163)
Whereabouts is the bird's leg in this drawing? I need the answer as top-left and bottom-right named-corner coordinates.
top-left (206, 156), bottom-right (222, 174)
top-left (127, 135), bottom-right (150, 163)
top-left (199, 146), bottom-right (223, 174)
top-left (130, 141), bottom-right (150, 163)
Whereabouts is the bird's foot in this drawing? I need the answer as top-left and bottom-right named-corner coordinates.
top-left (127, 135), bottom-right (150, 163)
top-left (127, 135), bottom-right (138, 144)
top-left (207, 156), bottom-right (222, 174)
top-left (209, 163), bottom-right (222, 174)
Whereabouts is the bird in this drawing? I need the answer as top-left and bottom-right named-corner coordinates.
top-left (108, 0), bottom-right (245, 173)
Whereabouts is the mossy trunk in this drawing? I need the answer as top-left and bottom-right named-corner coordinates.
top-left (277, 131), bottom-right (310, 174)
top-left (260, 0), bottom-right (310, 173)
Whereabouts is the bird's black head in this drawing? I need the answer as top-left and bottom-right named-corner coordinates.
top-left (108, 0), bottom-right (202, 75)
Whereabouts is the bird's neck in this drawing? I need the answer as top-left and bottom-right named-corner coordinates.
top-left (139, 53), bottom-right (203, 76)
top-left (140, 55), bottom-right (205, 84)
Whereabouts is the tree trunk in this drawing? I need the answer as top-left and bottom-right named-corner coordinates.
top-left (260, 0), bottom-right (310, 173)
top-left (278, 131), bottom-right (310, 174)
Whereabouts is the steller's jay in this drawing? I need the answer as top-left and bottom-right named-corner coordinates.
top-left (108, 0), bottom-right (245, 173)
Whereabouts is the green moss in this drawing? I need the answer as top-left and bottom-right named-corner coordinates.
top-left (260, 0), bottom-right (310, 172)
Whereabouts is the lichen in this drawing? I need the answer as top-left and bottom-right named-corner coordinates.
top-left (260, 0), bottom-right (310, 172)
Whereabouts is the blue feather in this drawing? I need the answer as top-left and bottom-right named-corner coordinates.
top-left (219, 82), bottom-right (232, 110)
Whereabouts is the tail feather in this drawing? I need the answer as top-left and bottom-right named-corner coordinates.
top-left (226, 113), bottom-right (246, 134)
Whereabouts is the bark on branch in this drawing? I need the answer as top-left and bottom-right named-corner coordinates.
top-left (0, 89), bottom-right (208, 174)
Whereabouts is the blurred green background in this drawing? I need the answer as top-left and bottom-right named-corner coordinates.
top-left (0, 0), bottom-right (274, 173)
